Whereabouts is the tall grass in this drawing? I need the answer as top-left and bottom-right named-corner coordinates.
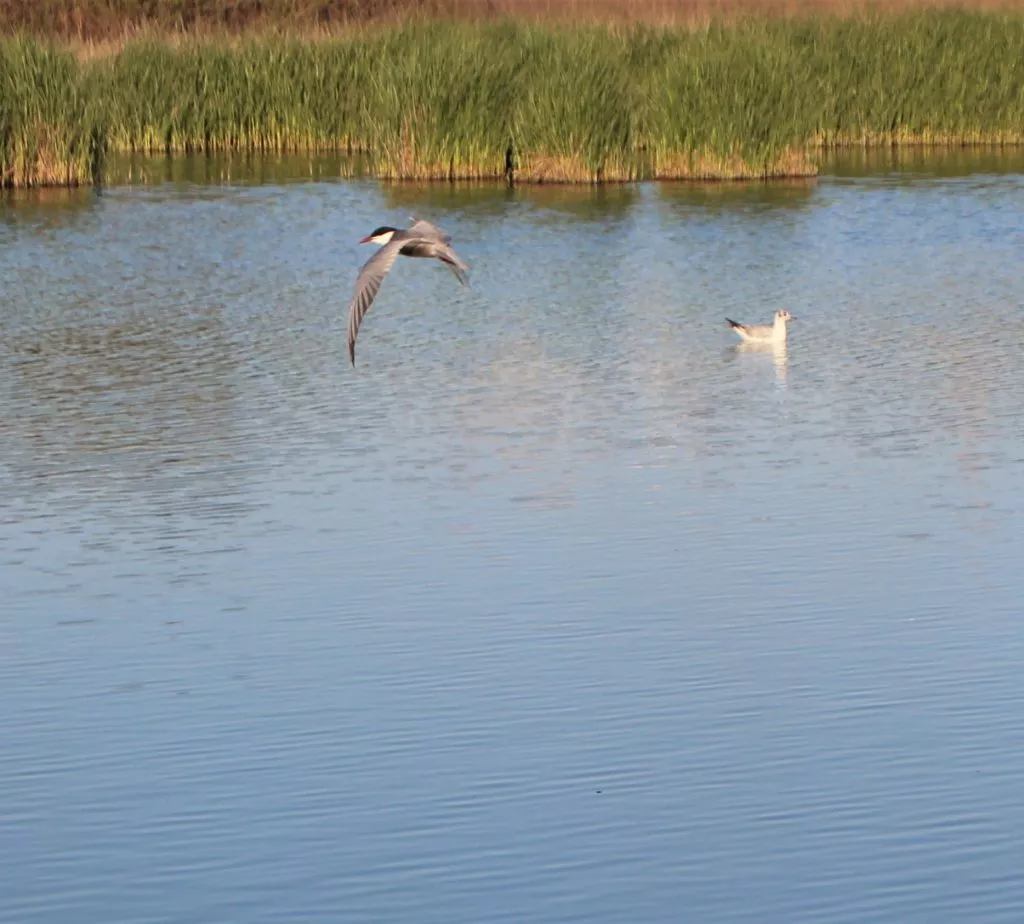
top-left (3, 10), bottom-right (1024, 187)
top-left (1, 37), bottom-right (105, 186)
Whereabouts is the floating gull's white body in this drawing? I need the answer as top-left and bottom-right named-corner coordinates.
top-left (726, 309), bottom-right (796, 344)
top-left (346, 217), bottom-right (470, 365)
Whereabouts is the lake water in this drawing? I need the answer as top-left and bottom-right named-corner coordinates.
top-left (3, 151), bottom-right (1024, 923)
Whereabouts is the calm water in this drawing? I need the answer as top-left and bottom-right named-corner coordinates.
top-left (3, 152), bottom-right (1024, 923)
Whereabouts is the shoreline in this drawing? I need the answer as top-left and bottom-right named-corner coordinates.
top-left (4, 12), bottom-right (1024, 188)
top-left (6, 145), bottom-right (1023, 200)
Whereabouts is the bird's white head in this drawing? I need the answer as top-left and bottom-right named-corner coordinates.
top-left (359, 225), bottom-right (398, 246)
top-left (775, 309), bottom-right (796, 323)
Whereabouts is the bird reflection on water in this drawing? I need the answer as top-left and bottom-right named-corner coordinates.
top-left (729, 340), bottom-right (789, 389)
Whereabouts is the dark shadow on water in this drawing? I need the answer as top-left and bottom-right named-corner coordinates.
top-left (517, 183), bottom-right (639, 226)
top-left (7, 146), bottom-right (1020, 210)
top-left (106, 154), bottom-right (640, 224)
top-left (821, 146), bottom-right (1024, 180)
top-left (378, 180), bottom-right (640, 227)
top-left (657, 178), bottom-right (818, 216)
top-left (0, 186), bottom-right (101, 236)
top-left (377, 181), bottom-right (515, 221)
top-left (99, 154), bottom-right (643, 228)
top-left (88, 147), bottom-right (1024, 218)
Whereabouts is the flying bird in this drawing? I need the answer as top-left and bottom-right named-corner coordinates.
top-left (346, 217), bottom-right (470, 365)
top-left (726, 309), bottom-right (796, 344)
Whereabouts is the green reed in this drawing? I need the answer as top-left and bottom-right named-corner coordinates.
top-left (3, 10), bottom-right (1024, 187)
top-left (0, 36), bottom-right (105, 186)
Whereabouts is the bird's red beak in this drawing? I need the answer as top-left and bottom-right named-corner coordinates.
top-left (359, 235), bottom-right (373, 244)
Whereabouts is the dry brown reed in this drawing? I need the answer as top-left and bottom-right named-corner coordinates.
top-left (6, 0), bottom-right (1024, 41)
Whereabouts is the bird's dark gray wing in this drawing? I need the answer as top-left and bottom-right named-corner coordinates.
top-left (439, 244), bottom-right (470, 287)
top-left (347, 240), bottom-right (404, 365)
top-left (400, 239), bottom-right (471, 288)
top-left (407, 217), bottom-right (452, 245)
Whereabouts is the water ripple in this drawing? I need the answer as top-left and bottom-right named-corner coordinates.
top-left (3, 159), bottom-right (1024, 923)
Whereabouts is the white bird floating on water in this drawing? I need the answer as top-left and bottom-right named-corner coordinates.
top-left (346, 217), bottom-right (470, 366)
top-left (726, 309), bottom-right (796, 344)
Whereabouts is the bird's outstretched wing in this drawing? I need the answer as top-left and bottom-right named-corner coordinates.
top-left (347, 239), bottom-right (404, 365)
top-left (434, 242), bottom-right (471, 288)
top-left (407, 217), bottom-right (452, 245)
top-left (396, 237), bottom-right (471, 288)
top-left (441, 259), bottom-right (470, 288)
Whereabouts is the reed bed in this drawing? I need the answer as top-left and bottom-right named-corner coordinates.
top-left (3, 10), bottom-right (1024, 187)
top-left (6, 0), bottom-right (1024, 39)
